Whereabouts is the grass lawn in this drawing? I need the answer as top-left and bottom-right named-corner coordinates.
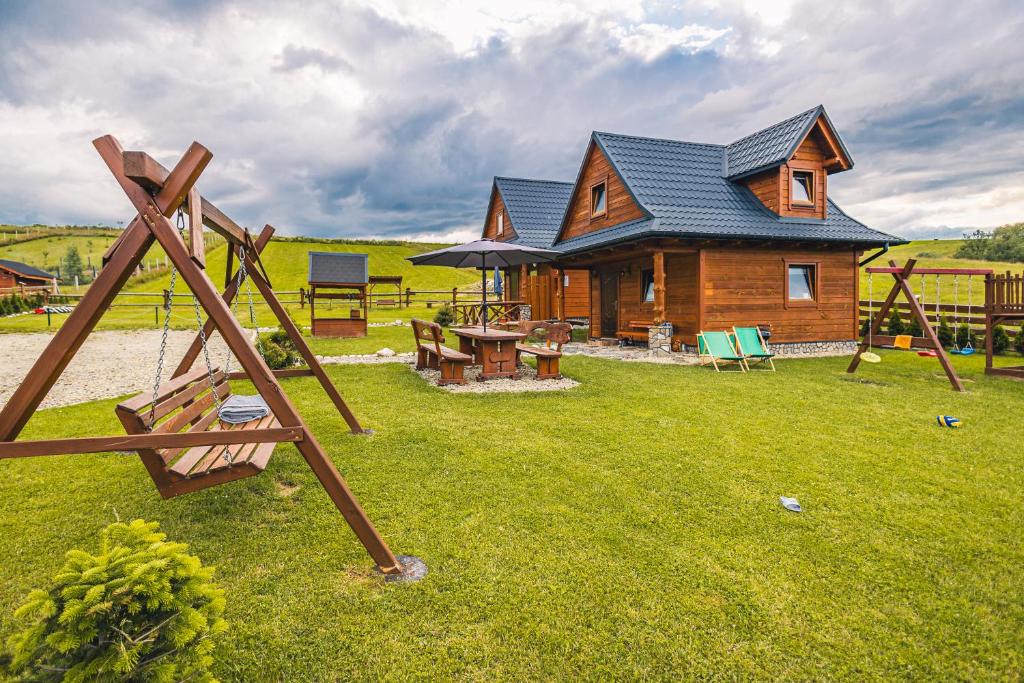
top-left (1, 351), bottom-right (1022, 679)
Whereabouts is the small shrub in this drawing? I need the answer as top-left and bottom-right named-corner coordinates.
top-left (990, 324), bottom-right (1011, 355)
top-left (433, 304), bottom-right (454, 327)
top-left (904, 315), bottom-right (923, 338)
top-left (937, 316), bottom-right (954, 348)
top-left (257, 327), bottom-right (297, 369)
top-left (955, 323), bottom-right (977, 349)
top-left (1016, 323), bottom-right (1024, 354)
top-left (860, 317), bottom-right (871, 336)
top-left (0, 298), bottom-right (9, 316)
top-left (6, 519), bottom-right (226, 682)
top-left (571, 326), bottom-right (589, 343)
top-left (887, 308), bottom-right (905, 336)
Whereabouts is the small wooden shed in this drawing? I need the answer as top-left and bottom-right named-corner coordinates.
top-left (308, 252), bottom-right (369, 337)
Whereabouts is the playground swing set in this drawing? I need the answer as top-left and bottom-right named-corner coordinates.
top-left (849, 258), bottom-right (995, 392)
top-left (0, 136), bottom-right (423, 580)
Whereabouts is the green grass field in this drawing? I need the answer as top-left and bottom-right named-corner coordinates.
top-left (1, 351), bottom-right (1021, 679)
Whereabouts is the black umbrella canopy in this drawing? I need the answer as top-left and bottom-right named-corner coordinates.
top-left (407, 239), bottom-right (560, 331)
top-left (406, 239), bottom-right (559, 268)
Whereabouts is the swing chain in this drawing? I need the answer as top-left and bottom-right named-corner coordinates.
top-left (147, 212), bottom-right (183, 429)
top-left (224, 241), bottom-right (264, 375)
top-left (867, 271), bottom-right (873, 349)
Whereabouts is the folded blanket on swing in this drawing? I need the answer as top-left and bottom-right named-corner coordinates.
top-left (218, 394), bottom-right (271, 424)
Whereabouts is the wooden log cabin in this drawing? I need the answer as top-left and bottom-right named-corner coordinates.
top-left (0, 259), bottom-right (58, 293)
top-left (484, 105), bottom-right (903, 349)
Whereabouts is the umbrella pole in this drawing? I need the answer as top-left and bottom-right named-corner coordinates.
top-left (481, 259), bottom-right (488, 331)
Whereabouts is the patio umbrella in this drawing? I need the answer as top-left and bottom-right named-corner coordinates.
top-left (407, 238), bottom-right (558, 330)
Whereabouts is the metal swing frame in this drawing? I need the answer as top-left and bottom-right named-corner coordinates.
top-left (0, 135), bottom-right (410, 576)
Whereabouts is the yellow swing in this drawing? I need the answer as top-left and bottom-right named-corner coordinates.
top-left (862, 271), bottom-right (881, 363)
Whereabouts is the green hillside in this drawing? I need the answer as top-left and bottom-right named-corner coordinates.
top-left (859, 240), bottom-right (1023, 306)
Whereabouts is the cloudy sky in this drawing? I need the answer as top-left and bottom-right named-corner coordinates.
top-left (0, 0), bottom-right (1021, 242)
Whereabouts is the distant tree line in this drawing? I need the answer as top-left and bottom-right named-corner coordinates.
top-left (955, 222), bottom-right (1024, 262)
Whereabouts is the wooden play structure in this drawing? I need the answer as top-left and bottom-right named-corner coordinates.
top-left (369, 274), bottom-right (403, 308)
top-left (985, 271), bottom-right (1024, 380)
top-left (849, 259), bottom-right (993, 392)
top-left (0, 136), bottom-right (420, 578)
top-left (308, 252), bottom-right (369, 337)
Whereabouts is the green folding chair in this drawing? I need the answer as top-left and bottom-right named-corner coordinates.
top-left (732, 326), bottom-right (776, 371)
top-left (697, 331), bottom-right (748, 372)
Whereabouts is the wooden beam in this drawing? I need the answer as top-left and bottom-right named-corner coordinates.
top-left (0, 428), bottom-right (303, 460)
top-left (188, 185), bottom-right (205, 268)
top-left (120, 149), bottom-right (247, 244)
top-left (652, 250), bottom-right (666, 324)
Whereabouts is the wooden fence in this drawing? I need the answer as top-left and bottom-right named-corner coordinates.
top-left (451, 301), bottom-right (525, 326)
top-left (858, 301), bottom-right (1020, 337)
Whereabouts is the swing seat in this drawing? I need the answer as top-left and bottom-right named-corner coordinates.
top-left (115, 366), bottom-right (283, 498)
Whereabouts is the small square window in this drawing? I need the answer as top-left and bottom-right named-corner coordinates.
top-left (496, 212), bottom-right (504, 235)
top-left (787, 264), bottom-right (816, 302)
top-left (590, 181), bottom-right (607, 218)
top-left (640, 269), bottom-right (655, 303)
top-left (792, 170), bottom-right (814, 205)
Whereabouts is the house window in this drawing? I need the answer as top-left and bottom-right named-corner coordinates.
top-left (787, 264), bottom-right (816, 302)
top-left (791, 170), bottom-right (814, 205)
top-left (496, 212), bottom-right (504, 235)
top-left (590, 181), bottom-right (607, 218)
top-left (640, 269), bottom-right (655, 303)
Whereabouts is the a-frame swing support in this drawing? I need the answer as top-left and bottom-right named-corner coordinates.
top-left (847, 258), bottom-right (983, 392)
top-left (0, 136), bottom-right (417, 578)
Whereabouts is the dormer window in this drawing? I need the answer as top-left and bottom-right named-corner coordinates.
top-left (791, 170), bottom-right (814, 205)
top-left (496, 212), bottom-right (504, 235)
top-left (590, 181), bottom-right (607, 218)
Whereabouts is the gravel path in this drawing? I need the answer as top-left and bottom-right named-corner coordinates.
top-left (0, 331), bottom-right (235, 409)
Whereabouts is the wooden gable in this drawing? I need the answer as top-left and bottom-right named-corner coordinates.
top-left (742, 114), bottom-right (852, 221)
top-left (556, 141), bottom-right (646, 243)
top-left (482, 185), bottom-right (517, 242)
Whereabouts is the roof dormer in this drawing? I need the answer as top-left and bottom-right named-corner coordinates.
top-left (726, 105), bottom-right (853, 220)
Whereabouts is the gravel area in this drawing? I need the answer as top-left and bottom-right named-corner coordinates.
top-left (414, 363), bottom-right (579, 393)
top-left (0, 331), bottom-right (236, 409)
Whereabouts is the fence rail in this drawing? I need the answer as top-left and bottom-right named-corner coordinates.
top-left (451, 301), bottom-right (525, 326)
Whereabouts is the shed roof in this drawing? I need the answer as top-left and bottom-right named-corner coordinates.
top-left (0, 259), bottom-right (56, 281)
top-left (307, 252), bottom-right (369, 284)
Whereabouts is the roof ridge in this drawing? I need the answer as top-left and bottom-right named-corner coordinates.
top-left (726, 104), bottom-right (822, 148)
top-left (495, 175), bottom-right (573, 186)
top-left (594, 131), bottom-right (725, 149)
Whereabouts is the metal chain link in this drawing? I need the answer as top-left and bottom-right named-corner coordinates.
top-left (148, 263), bottom-right (178, 429)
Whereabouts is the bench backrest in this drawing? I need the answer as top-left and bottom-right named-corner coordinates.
top-left (411, 318), bottom-right (446, 355)
top-left (517, 320), bottom-right (572, 351)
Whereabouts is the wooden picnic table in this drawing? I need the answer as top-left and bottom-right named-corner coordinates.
top-left (450, 326), bottom-right (526, 380)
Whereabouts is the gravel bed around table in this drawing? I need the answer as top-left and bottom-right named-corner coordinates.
top-left (0, 330), bottom-right (237, 410)
top-left (414, 363), bottom-right (579, 393)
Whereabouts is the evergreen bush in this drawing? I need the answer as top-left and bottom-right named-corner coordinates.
top-left (904, 315), bottom-right (923, 338)
top-left (886, 308), bottom-right (905, 336)
top-left (955, 323), bottom-right (976, 349)
top-left (990, 324), bottom-right (1010, 355)
top-left (6, 519), bottom-right (227, 682)
top-left (1016, 323), bottom-right (1024, 354)
top-left (257, 327), bottom-right (298, 369)
top-left (937, 316), bottom-right (954, 348)
top-left (433, 304), bottom-right (454, 327)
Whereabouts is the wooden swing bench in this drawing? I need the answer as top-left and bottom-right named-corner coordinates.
top-left (0, 134), bottom-right (419, 578)
top-left (115, 367), bottom-right (288, 497)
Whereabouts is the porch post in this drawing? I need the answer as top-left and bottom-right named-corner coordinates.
top-left (653, 250), bottom-right (666, 324)
top-left (519, 263), bottom-right (528, 302)
top-left (554, 267), bottom-right (565, 321)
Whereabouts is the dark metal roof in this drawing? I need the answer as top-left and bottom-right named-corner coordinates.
top-left (724, 104), bottom-right (854, 180)
top-left (0, 259), bottom-right (56, 280)
top-left (554, 128), bottom-right (901, 251)
top-left (307, 251), bottom-right (368, 284)
top-left (491, 177), bottom-right (573, 248)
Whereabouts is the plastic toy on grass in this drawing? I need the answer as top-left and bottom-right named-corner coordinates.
top-left (936, 415), bottom-right (962, 428)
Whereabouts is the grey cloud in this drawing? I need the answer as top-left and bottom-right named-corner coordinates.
top-left (274, 45), bottom-right (354, 74)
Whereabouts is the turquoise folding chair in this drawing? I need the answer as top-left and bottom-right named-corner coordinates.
top-left (698, 331), bottom-right (748, 372)
top-left (732, 326), bottom-right (776, 371)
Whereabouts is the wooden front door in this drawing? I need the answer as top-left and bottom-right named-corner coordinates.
top-left (599, 269), bottom-right (618, 336)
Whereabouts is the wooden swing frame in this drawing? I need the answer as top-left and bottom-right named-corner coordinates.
top-left (0, 136), bottom-right (409, 576)
top-left (848, 258), bottom-right (992, 392)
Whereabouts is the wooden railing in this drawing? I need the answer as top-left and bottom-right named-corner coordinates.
top-left (989, 272), bottom-right (1024, 315)
top-left (451, 301), bottom-right (525, 326)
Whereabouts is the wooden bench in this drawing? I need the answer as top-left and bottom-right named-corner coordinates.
top-left (617, 319), bottom-right (653, 342)
top-left (411, 319), bottom-right (471, 385)
top-left (376, 298), bottom-right (398, 308)
top-left (515, 321), bottom-right (571, 379)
